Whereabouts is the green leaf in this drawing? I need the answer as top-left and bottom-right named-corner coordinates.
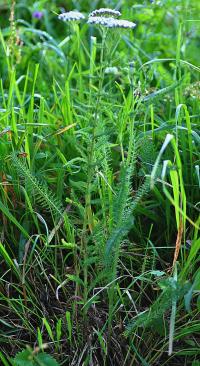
top-left (0, 201), bottom-right (30, 240)
top-left (13, 349), bottom-right (34, 366)
top-left (13, 349), bottom-right (60, 366)
top-left (66, 274), bottom-right (84, 286)
top-left (125, 279), bottom-right (190, 336)
top-left (37, 354), bottom-right (60, 366)
top-left (0, 351), bottom-right (11, 366)
top-left (197, 295), bottom-right (200, 311)
top-left (150, 270), bottom-right (165, 277)
top-left (184, 269), bottom-right (200, 312)
top-left (12, 154), bottom-right (63, 219)
top-left (43, 318), bottom-right (54, 342)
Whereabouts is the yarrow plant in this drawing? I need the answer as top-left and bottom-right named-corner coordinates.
top-left (89, 8), bottom-right (121, 18)
top-left (57, 6), bottom-right (137, 325)
top-left (58, 11), bottom-right (85, 22)
top-left (58, 10), bottom-right (86, 96)
top-left (87, 16), bottom-right (136, 29)
top-left (58, 8), bottom-right (136, 30)
top-left (87, 7), bottom-right (136, 29)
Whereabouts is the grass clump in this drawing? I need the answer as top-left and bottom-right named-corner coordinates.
top-left (0, 0), bottom-right (199, 365)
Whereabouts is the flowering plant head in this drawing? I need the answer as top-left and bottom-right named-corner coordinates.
top-left (89, 8), bottom-right (121, 18)
top-left (32, 11), bottom-right (43, 20)
top-left (87, 16), bottom-right (136, 29)
top-left (58, 11), bottom-right (85, 22)
top-left (105, 67), bottom-right (119, 75)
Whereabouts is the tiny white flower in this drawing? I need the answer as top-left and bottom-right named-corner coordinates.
top-left (105, 67), bottom-right (119, 75)
top-left (89, 8), bottom-right (121, 18)
top-left (87, 16), bottom-right (136, 29)
top-left (58, 11), bottom-right (85, 22)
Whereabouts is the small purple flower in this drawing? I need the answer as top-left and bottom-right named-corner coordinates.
top-left (32, 11), bottom-right (44, 20)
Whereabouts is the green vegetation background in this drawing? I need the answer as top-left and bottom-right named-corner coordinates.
top-left (0, 1), bottom-right (199, 365)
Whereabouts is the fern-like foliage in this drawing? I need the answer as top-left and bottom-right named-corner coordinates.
top-left (104, 166), bottom-right (134, 278)
top-left (88, 132), bottom-right (151, 290)
top-left (125, 278), bottom-right (191, 336)
top-left (103, 142), bottom-right (137, 282)
top-left (138, 136), bottom-right (158, 175)
top-left (90, 133), bottom-right (151, 285)
top-left (12, 153), bottom-right (63, 219)
top-left (129, 176), bottom-right (150, 213)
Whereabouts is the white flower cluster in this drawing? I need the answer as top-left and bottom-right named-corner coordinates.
top-left (58, 8), bottom-right (136, 30)
top-left (88, 16), bottom-right (136, 29)
top-left (89, 8), bottom-right (121, 18)
top-left (87, 16), bottom-right (114, 27)
top-left (58, 11), bottom-right (85, 22)
top-left (88, 7), bottom-right (136, 29)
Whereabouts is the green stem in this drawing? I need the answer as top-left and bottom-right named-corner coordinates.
top-left (81, 28), bottom-right (108, 317)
